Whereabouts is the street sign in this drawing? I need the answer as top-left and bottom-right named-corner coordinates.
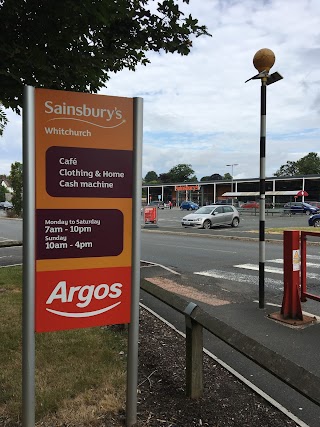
top-left (34, 88), bottom-right (134, 332)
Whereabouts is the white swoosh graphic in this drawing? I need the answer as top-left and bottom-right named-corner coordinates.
top-left (46, 301), bottom-right (121, 317)
top-left (47, 117), bottom-right (126, 128)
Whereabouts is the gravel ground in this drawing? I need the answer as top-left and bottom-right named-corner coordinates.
top-left (103, 308), bottom-right (299, 426)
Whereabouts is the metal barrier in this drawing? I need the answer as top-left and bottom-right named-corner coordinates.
top-left (301, 231), bottom-right (320, 303)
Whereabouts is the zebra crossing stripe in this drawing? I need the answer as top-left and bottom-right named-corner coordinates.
top-left (194, 269), bottom-right (283, 290)
top-left (234, 264), bottom-right (282, 274)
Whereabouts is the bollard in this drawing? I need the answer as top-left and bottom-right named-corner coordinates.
top-left (281, 230), bottom-right (303, 320)
top-left (184, 302), bottom-right (203, 399)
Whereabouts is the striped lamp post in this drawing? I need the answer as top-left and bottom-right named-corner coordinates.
top-left (245, 49), bottom-right (283, 308)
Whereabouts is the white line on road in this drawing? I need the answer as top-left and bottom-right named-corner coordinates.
top-left (234, 263), bottom-right (320, 280)
top-left (234, 264), bottom-right (283, 274)
top-left (194, 269), bottom-right (283, 290)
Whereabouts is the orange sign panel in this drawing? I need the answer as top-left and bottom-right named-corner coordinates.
top-left (175, 185), bottom-right (200, 191)
top-left (34, 88), bottom-right (134, 332)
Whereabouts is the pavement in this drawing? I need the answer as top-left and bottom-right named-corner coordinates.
top-left (140, 225), bottom-right (320, 426)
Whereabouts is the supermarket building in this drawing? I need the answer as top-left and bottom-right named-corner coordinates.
top-left (142, 174), bottom-right (320, 206)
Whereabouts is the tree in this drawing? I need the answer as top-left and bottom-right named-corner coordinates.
top-left (274, 153), bottom-right (320, 177)
top-left (167, 164), bottom-right (197, 182)
top-left (295, 152), bottom-right (320, 175)
top-left (200, 173), bottom-right (223, 181)
top-left (0, 107), bottom-right (8, 136)
top-left (144, 171), bottom-right (159, 183)
top-left (9, 162), bottom-right (23, 216)
top-left (223, 173), bottom-right (232, 180)
top-left (158, 173), bottom-right (171, 184)
top-left (0, 0), bottom-right (209, 130)
top-left (0, 184), bottom-right (6, 201)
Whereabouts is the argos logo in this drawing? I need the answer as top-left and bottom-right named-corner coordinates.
top-left (45, 280), bottom-right (123, 318)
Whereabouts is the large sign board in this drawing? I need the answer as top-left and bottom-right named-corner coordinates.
top-left (34, 89), bottom-right (134, 332)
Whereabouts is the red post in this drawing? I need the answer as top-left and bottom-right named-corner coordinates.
top-left (281, 230), bottom-right (303, 320)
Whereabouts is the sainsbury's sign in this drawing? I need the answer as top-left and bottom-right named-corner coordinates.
top-left (34, 88), bottom-right (134, 332)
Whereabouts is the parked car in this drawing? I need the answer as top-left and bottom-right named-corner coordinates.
top-left (307, 201), bottom-right (320, 209)
top-left (283, 202), bottom-right (319, 215)
top-left (181, 204), bottom-right (240, 229)
top-left (241, 201), bottom-right (259, 209)
top-left (0, 201), bottom-right (13, 210)
top-left (308, 214), bottom-right (320, 227)
top-left (149, 201), bottom-right (165, 209)
top-left (180, 201), bottom-right (199, 210)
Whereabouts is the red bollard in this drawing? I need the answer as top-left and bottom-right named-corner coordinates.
top-left (281, 230), bottom-right (303, 320)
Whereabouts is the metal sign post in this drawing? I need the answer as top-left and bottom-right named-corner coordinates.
top-left (22, 86), bottom-right (143, 426)
top-left (22, 85), bottom-right (36, 427)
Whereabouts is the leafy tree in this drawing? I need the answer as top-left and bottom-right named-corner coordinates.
top-left (167, 164), bottom-right (197, 182)
top-left (144, 171), bottom-right (159, 183)
top-left (0, 106), bottom-right (8, 136)
top-left (295, 152), bottom-right (320, 175)
top-left (158, 173), bottom-right (171, 184)
top-left (0, 0), bottom-right (209, 127)
top-left (9, 162), bottom-right (23, 216)
top-left (0, 184), bottom-right (6, 201)
top-left (223, 173), bottom-right (232, 180)
top-left (200, 173), bottom-right (223, 181)
top-left (274, 153), bottom-right (320, 176)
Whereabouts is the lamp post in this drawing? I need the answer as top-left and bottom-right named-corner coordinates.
top-left (226, 163), bottom-right (238, 205)
top-left (245, 48), bottom-right (283, 309)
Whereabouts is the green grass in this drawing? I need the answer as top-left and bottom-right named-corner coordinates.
top-left (0, 266), bottom-right (128, 424)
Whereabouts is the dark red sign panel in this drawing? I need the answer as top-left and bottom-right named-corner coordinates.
top-left (36, 209), bottom-right (123, 259)
top-left (46, 146), bottom-right (133, 198)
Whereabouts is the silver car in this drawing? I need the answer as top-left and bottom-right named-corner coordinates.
top-left (181, 204), bottom-right (240, 229)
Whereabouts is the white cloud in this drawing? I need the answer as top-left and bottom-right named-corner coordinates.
top-left (1, 0), bottom-right (320, 180)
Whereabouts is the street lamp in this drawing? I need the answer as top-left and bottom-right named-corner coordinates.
top-left (245, 48), bottom-right (283, 309)
top-left (226, 163), bottom-right (238, 205)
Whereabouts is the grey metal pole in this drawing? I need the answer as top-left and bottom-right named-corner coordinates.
top-left (126, 97), bottom-right (143, 427)
top-left (22, 86), bottom-right (36, 426)
top-left (259, 78), bottom-right (267, 309)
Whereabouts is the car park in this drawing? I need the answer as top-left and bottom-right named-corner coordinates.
top-left (179, 201), bottom-right (199, 210)
top-left (149, 201), bottom-right (165, 209)
top-left (181, 204), bottom-right (240, 229)
top-left (283, 202), bottom-right (319, 215)
top-left (308, 213), bottom-right (320, 227)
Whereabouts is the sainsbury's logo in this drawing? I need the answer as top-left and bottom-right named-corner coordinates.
top-left (46, 280), bottom-right (122, 318)
top-left (44, 101), bottom-right (126, 129)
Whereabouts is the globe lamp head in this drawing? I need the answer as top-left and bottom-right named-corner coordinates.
top-left (253, 48), bottom-right (275, 72)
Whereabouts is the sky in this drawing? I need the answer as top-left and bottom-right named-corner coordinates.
top-left (1, 0), bottom-right (320, 181)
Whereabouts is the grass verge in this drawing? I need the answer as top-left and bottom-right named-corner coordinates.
top-left (0, 266), bottom-right (127, 426)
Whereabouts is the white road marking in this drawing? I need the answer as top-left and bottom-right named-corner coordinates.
top-left (234, 264), bottom-right (283, 274)
top-left (268, 258), bottom-right (320, 268)
top-left (194, 269), bottom-right (282, 290)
